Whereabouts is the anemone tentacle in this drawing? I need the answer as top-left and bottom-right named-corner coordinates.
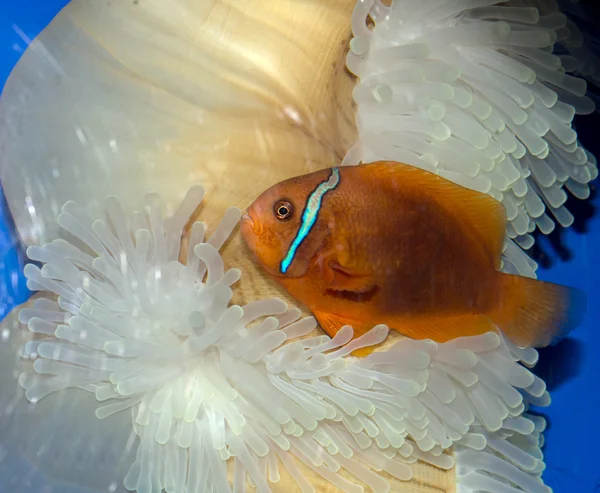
top-left (346, 0), bottom-right (598, 279)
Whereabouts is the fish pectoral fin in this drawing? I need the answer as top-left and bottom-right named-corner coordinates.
top-left (326, 259), bottom-right (377, 294)
top-left (313, 311), bottom-right (380, 356)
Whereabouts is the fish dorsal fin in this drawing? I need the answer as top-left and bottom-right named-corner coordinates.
top-left (357, 161), bottom-right (507, 267)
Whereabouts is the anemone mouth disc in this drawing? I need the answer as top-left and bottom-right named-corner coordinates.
top-left (0, 0), bottom-right (359, 251)
top-left (6, 186), bottom-right (549, 493)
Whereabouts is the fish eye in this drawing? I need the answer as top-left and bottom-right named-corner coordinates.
top-left (274, 200), bottom-right (293, 221)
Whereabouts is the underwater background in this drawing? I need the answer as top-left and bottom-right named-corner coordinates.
top-left (0, 1), bottom-right (598, 492)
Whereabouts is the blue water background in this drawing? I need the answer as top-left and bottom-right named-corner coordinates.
top-left (0, 1), bottom-right (598, 492)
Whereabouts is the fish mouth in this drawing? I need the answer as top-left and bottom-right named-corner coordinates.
top-left (241, 213), bottom-right (253, 227)
top-left (240, 209), bottom-right (263, 237)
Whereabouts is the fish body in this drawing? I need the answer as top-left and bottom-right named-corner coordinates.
top-left (241, 161), bottom-right (586, 348)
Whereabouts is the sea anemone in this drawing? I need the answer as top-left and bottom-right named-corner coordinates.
top-left (345, 0), bottom-right (598, 277)
top-left (5, 187), bottom-right (550, 493)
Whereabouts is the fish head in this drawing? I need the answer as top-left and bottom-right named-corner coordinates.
top-left (241, 168), bottom-right (338, 279)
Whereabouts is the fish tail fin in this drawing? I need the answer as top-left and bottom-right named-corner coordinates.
top-left (491, 273), bottom-right (586, 348)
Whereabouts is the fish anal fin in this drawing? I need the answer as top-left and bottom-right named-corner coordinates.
top-left (313, 311), bottom-right (379, 356)
top-left (390, 314), bottom-right (499, 343)
top-left (359, 161), bottom-right (507, 266)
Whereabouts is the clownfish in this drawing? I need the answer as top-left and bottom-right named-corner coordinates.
top-left (240, 161), bottom-right (586, 348)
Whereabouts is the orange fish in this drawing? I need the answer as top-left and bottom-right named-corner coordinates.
top-left (240, 161), bottom-right (586, 348)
